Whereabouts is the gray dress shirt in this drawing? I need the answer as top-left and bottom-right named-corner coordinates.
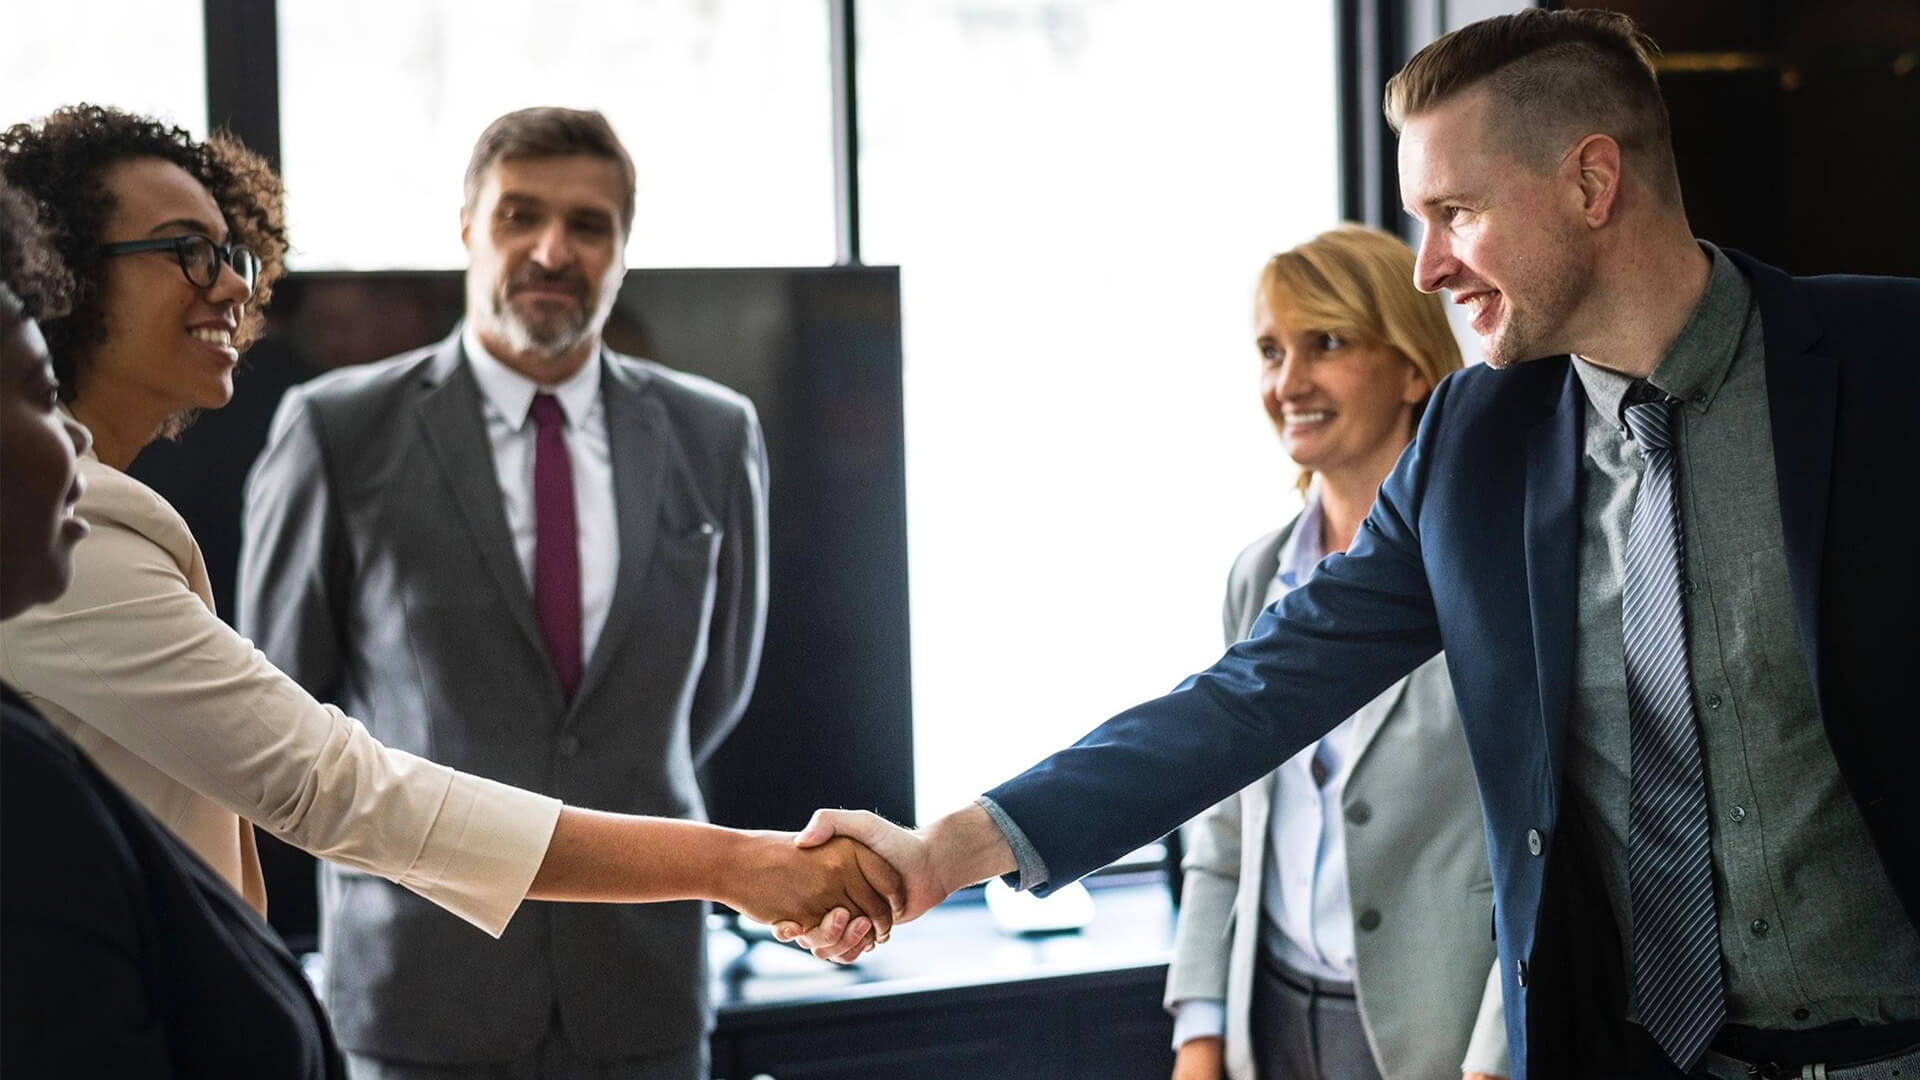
top-left (1564, 244), bottom-right (1920, 1029)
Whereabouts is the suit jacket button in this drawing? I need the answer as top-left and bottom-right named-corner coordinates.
top-left (1527, 828), bottom-right (1543, 856)
top-left (558, 735), bottom-right (581, 756)
top-left (1345, 801), bottom-right (1372, 825)
top-left (1357, 909), bottom-right (1382, 932)
top-left (1516, 960), bottom-right (1529, 987)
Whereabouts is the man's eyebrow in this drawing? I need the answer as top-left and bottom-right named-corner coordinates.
top-left (1407, 190), bottom-right (1470, 214)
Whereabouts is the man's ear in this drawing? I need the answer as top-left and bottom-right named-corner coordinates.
top-left (1569, 133), bottom-right (1623, 228)
top-left (459, 207), bottom-right (472, 251)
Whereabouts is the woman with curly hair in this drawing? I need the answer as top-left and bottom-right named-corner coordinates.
top-left (0, 107), bottom-right (896, 958)
top-left (2, 176), bottom-right (347, 1077)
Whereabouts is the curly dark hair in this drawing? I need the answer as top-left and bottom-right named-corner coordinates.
top-left (0, 104), bottom-right (288, 402)
top-left (0, 178), bottom-right (73, 322)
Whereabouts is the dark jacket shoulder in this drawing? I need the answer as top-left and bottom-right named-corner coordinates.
top-left (607, 350), bottom-right (759, 448)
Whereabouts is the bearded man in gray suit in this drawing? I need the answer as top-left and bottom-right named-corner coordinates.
top-left (240, 107), bottom-right (769, 1080)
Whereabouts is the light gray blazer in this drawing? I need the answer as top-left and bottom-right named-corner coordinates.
top-left (1164, 514), bottom-right (1506, 1080)
top-left (238, 331), bottom-right (768, 1064)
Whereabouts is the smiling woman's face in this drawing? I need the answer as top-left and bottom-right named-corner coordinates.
top-left (82, 157), bottom-right (253, 416)
top-left (1255, 289), bottom-right (1429, 489)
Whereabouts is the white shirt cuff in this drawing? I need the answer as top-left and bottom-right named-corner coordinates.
top-left (1170, 998), bottom-right (1227, 1050)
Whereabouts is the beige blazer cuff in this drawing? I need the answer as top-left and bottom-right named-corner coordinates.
top-left (404, 772), bottom-right (561, 937)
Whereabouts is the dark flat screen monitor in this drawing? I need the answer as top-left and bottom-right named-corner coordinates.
top-left (129, 266), bottom-right (914, 949)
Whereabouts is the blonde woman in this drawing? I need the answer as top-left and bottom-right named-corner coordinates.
top-left (1164, 226), bottom-right (1504, 1080)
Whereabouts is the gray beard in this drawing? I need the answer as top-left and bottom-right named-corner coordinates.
top-left (490, 297), bottom-right (588, 359)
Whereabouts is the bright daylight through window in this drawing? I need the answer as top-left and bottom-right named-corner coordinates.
top-left (859, 1), bottom-right (1341, 822)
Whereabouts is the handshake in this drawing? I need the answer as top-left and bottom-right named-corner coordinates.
top-left (723, 804), bottom-right (1018, 965)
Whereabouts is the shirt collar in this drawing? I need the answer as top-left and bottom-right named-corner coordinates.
top-left (460, 322), bottom-right (602, 431)
top-left (1275, 485), bottom-right (1328, 590)
top-left (1572, 240), bottom-right (1752, 425)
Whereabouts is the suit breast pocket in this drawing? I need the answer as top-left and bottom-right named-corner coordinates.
top-left (653, 519), bottom-right (722, 579)
top-left (631, 521), bottom-right (726, 657)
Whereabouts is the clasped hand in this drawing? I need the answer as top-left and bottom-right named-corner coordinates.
top-left (726, 829), bottom-right (905, 952)
top-left (769, 809), bottom-right (953, 964)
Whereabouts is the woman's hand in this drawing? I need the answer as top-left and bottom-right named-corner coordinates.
top-left (724, 831), bottom-right (904, 948)
top-left (1171, 1036), bottom-right (1225, 1080)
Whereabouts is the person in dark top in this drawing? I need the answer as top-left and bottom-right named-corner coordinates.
top-left (0, 177), bottom-right (347, 1079)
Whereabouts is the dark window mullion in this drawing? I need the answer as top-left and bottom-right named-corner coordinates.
top-left (203, 0), bottom-right (282, 172)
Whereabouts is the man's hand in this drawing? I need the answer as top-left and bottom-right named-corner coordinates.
top-left (722, 831), bottom-right (903, 949)
top-left (1171, 1036), bottom-right (1224, 1080)
top-left (1463, 1073), bottom-right (1507, 1080)
top-left (771, 804), bottom-right (1019, 963)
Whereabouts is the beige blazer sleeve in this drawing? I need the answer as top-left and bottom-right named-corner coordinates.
top-left (0, 458), bottom-right (560, 937)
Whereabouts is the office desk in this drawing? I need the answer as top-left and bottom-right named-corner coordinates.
top-left (709, 878), bottom-right (1178, 1080)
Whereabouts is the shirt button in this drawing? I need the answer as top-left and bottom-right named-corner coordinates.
top-left (1750, 918), bottom-right (1770, 937)
top-left (1345, 801), bottom-right (1372, 825)
top-left (1527, 828), bottom-right (1543, 856)
top-left (1705, 693), bottom-right (1723, 710)
top-left (1690, 389), bottom-right (1708, 407)
top-left (1357, 909), bottom-right (1382, 932)
top-left (1793, 1008), bottom-right (1811, 1022)
top-left (558, 735), bottom-right (581, 756)
top-left (1683, 579), bottom-right (1698, 596)
top-left (1729, 805), bottom-right (1747, 823)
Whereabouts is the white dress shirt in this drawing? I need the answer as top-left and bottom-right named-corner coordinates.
top-left (462, 326), bottom-right (619, 665)
top-left (1173, 489), bottom-right (1364, 1048)
top-left (1257, 491), bottom-right (1362, 983)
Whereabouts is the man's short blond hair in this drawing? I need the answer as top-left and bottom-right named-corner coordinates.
top-left (1385, 8), bottom-right (1681, 204)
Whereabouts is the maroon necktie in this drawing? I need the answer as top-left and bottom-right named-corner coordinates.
top-left (528, 393), bottom-right (582, 698)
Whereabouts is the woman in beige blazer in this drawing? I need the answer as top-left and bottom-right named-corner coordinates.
top-left (1164, 226), bottom-right (1504, 1080)
top-left (0, 107), bottom-right (896, 945)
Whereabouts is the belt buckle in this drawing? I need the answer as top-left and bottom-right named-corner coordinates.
top-left (1744, 1065), bottom-right (1829, 1080)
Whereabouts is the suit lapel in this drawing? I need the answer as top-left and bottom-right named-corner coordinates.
top-left (1523, 364), bottom-right (1583, 781)
top-left (1345, 673), bottom-right (1413, 776)
top-left (569, 354), bottom-right (666, 713)
top-left (413, 334), bottom-right (554, 684)
top-left (1739, 252), bottom-right (1833, 697)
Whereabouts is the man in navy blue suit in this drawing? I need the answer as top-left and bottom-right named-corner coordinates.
top-left (784, 10), bottom-right (1920, 1079)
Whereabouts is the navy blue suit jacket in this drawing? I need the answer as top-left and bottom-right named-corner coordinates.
top-left (986, 251), bottom-right (1919, 1079)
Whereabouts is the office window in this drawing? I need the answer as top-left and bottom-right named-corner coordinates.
top-left (2, 1), bottom-right (207, 134)
top-left (861, 2), bottom-right (1341, 820)
top-left (277, 0), bottom-right (836, 269)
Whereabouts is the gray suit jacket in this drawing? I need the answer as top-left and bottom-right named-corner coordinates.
top-left (238, 331), bottom-right (768, 1064)
top-left (1164, 515), bottom-right (1505, 1080)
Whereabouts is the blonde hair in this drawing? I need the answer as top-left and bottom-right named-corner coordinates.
top-left (1257, 224), bottom-right (1462, 493)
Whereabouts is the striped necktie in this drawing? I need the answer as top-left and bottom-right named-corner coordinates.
top-left (1622, 392), bottom-right (1726, 1071)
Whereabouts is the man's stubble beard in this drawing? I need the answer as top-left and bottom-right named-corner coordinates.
top-left (1481, 236), bottom-right (1593, 370)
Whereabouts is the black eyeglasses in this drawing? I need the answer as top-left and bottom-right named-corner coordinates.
top-left (99, 234), bottom-right (260, 297)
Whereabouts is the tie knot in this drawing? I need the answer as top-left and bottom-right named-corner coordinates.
top-left (1624, 398), bottom-right (1675, 452)
top-left (528, 392), bottom-right (566, 431)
